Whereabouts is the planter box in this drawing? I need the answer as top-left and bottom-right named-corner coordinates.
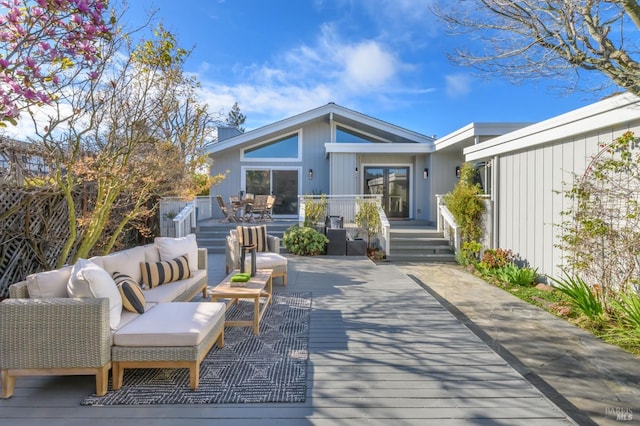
top-left (346, 239), bottom-right (367, 256)
top-left (326, 229), bottom-right (347, 255)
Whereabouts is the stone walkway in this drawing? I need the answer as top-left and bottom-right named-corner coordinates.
top-left (400, 262), bottom-right (640, 426)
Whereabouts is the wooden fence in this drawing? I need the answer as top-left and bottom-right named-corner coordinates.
top-left (0, 187), bottom-right (77, 298)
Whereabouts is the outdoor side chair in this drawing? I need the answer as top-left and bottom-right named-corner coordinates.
top-left (216, 195), bottom-right (238, 222)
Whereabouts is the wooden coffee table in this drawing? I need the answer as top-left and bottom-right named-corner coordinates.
top-left (210, 269), bottom-right (273, 335)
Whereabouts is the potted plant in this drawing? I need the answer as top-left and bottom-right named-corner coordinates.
top-left (354, 198), bottom-right (381, 252)
top-left (303, 194), bottom-right (327, 232)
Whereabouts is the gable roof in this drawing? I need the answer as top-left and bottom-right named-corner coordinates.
top-left (205, 102), bottom-right (435, 155)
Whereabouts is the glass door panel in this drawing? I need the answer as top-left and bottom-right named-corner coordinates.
top-left (246, 170), bottom-right (270, 195)
top-left (387, 167), bottom-right (408, 218)
top-left (364, 166), bottom-right (409, 218)
top-left (272, 170), bottom-right (298, 215)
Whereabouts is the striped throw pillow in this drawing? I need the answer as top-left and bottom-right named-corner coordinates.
top-left (113, 272), bottom-right (146, 314)
top-left (237, 225), bottom-right (268, 252)
top-left (140, 254), bottom-right (191, 289)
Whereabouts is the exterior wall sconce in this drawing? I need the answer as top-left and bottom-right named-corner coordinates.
top-left (355, 167), bottom-right (358, 174)
top-left (423, 168), bottom-right (428, 179)
top-left (308, 168), bottom-right (313, 180)
top-left (455, 166), bottom-right (461, 178)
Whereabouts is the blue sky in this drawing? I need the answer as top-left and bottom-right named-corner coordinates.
top-left (52, 1), bottom-right (623, 139)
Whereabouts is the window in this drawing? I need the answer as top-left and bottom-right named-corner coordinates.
top-left (244, 168), bottom-right (299, 215)
top-left (243, 134), bottom-right (299, 159)
top-left (336, 126), bottom-right (384, 143)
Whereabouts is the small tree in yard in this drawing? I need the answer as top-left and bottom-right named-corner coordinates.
top-left (443, 162), bottom-right (485, 245)
top-left (355, 198), bottom-right (381, 250)
top-left (30, 21), bottom-right (224, 265)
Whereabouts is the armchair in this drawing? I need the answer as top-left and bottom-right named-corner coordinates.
top-left (225, 225), bottom-right (288, 285)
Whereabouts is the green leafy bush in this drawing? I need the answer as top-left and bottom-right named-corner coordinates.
top-left (282, 225), bottom-right (328, 256)
top-left (443, 162), bottom-right (485, 243)
top-left (547, 271), bottom-right (603, 321)
top-left (613, 291), bottom-right (640, 329)
top-left (496, 263), bottom-right (538, 286)
top-left (456, 241), bottom-right (482, 266)
top-left (303, 195), bottom-right (327, 227)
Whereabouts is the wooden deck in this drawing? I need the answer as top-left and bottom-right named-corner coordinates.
top-left (0, 255), bottom-right (576, 425)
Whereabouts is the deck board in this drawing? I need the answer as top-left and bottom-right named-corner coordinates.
top-left (0, 255), bottom-right (576, 425)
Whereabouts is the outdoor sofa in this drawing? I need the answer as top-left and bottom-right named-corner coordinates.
top-left (0, 234), bottom-right (225, 398)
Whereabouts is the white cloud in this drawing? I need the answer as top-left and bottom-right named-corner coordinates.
top-left (193, 22), bottom-right (412, 130)
top-left (445, 73), bottom-right (472, 98)
top-left (341, 41), bottom-right (397, 90)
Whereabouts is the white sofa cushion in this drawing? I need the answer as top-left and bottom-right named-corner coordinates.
top-left (142, 270), bottom-right (205, 303)
top-left (254, 252), bottom-right (288, 270)
top-left (99, 246), bottom-right (147, 283)
top-left (143, 243), bottom-right (160, 263)
top-left (116, 301), bottom-right (157, 331)
top-left (26, 266), bottom-right (73, 298)
top-left (67, 259), bottom-right (122, 330)
top-left (154, 233), bottom-right (199, 271)
top-left (113, 302), bottom-right (225, 347)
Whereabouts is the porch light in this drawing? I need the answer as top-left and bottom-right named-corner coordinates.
top-left (455, 166), bottom-right (461, 178)
top-left (423, 168), bottom-right (428, 179)
top-left (355, 167), bottom-right (358, 174)
top-left (308, 168), bottom-right (313, 179)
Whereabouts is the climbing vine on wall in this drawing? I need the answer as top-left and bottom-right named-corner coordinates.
top-left (558, 131), bottom-right (640, 307)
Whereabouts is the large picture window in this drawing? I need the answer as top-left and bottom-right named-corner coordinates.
top-left (243, 133), bottom-right (299, 160)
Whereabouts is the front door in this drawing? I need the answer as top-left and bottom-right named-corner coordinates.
top-left (363, 166), bottom-right (409, 218)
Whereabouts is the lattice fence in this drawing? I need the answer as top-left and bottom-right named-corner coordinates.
top-left (0, 186), bottom-right (79, 298)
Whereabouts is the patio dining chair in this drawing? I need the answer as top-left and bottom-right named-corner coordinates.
top-left (263, 195), bottom-right (276, 221)
top-left (249, 195), bottom-right (268, 221)
top-left (216, 195), bottom-right (238, 222)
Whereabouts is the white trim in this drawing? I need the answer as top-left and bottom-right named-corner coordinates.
top-left (465, 92), bottom-right (640, 161)
top-left (240, 129), bottom-right (303, 162)
top-left (326, 143), bottom-right (433, 154)
top-left (360, 163), bottom-right (414, 219)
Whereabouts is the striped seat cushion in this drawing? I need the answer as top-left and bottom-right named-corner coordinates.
top-left (237, 225), bottom-right (268, 252)
top-left (113, 272), bottom-right (146, 314)
top-left (140, 254), bottom-right (191, 289)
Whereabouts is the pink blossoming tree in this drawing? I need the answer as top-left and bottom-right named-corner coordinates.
top-left (0, 0), bottom-right (113, 126)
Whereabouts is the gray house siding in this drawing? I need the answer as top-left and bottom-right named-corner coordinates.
top-left (429, 151), bottom-right (461, 223)
top-left (330, 153), bottom-right (357, 195)
top-left (467, 94), bottom-right (640, 280)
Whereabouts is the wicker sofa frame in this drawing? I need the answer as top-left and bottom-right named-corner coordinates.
top-left (0, 247), bottom-right (210, 398)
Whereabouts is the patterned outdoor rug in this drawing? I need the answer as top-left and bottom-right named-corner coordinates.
top-left (81, 292), bottom-right (311, 405)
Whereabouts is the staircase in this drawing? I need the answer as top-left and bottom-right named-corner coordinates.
top-left (386, 222), bottom-right (456, 263)
top-left (194, 219), bottom-right (455, 263)
top-left (194, 221), bottom-right (293, 254)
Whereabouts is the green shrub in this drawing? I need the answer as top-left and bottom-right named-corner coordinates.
top-left (282, 225), bottom-right (328, 256)
top-left (443, 162), bottom-right (485, 243)
top-left (303, 195), bottom-right (327, 227)
top-left (456, 241), bottom-right (482, 266)
top-left (496, 263), bottom-right (538, 286)
top-left (547, 271), bottom-right (603, 321)
top-left (613, 291), bottom-right (640, 329)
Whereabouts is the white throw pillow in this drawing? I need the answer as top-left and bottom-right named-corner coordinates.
top-left (26, 266), bottom-right (73, 298)
top-left (67, 258), bottom-right (122, 330)
top-left (154, 233), bottom-right (198, 272)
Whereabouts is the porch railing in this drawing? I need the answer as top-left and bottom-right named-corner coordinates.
top-left (297, 194), bottom-right (390, 255)
top-left (436, 194), bottom-right (461, 253)
top-left (159, 196), bottom-right (211, 237)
